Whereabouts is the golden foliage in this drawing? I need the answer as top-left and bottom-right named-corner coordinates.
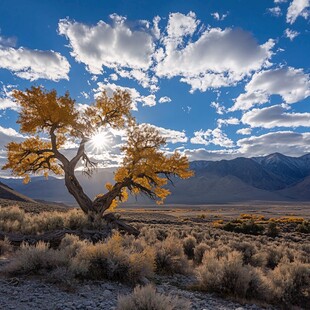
top-left (114, 123), bottom-right (193, 204)
top-left (13, 86), bottom-right (79, 135)
top-left (85, 89), bottom-right (132, 131)
top-left (3, 137), bottom-right (63, 183)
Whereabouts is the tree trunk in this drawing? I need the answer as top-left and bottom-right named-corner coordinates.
top-left (62, 166), bottom-right (139, 236)
top-left (64, 172), bottom-right (93, 214)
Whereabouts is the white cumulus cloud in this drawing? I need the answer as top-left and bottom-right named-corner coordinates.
top-left (217, 117), bottom-right (240, 128)
top-left (242, 104), bottom-right (310, 128)
top-left (159, 96), bottom-right (172, 103)
top-left (58, 16), bottom-right (155, 74)
top-left (0, 85), bottom-right (18, 111)
top-left (236, 128), bottom-right (252, 135)
top-left (268, 6), bottom-right (282, 16)
top-left (232, 67), bottom-right (310, 111)
top-left (237, 131), bottom-right (310, 156)
top-left (0, 46), bottom-right (70, 81)
top-left (191, 128), bottom-right (234, 148)
top-left (143, 124), bottom-right (188, 144)
top-left (286, 0), bottom-right (310, 24)
top-left (284, 28), bottom-right (300, 40)
top-left (156, 14), bottom-right (275, 92)
top-left (211, 12), bottom-right (229, 21)
top-left (94, 82), bottom-right (157, 109)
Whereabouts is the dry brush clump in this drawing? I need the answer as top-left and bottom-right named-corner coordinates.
top-left (268, 260), bottom-right (310, 307)
top-left (5, 241), bottom-right (69, 275)
top-left (154, 236), bottom-right (190, 275)
top-left (70, 233), bottom-right (155, 283)
top-left (116, 284), bottom-right (191, 310)
top-left (196, 250), bottom-right (253, 298)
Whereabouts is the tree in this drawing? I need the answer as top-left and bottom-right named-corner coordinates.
top-left (3, 86), bottom-right (193, 222)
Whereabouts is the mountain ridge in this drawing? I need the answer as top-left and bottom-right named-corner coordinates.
top-left (1, 152), bottom-right (310, 204)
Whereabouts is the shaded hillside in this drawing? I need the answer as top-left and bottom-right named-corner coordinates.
top-left (165, 174), bottom-right (289, 204)
top-left (191, 157), bottom-right (286, 190)
top-left (0, 181), bottom-right (37, 203)
top-left (278, 175), bottom-right (310, 201)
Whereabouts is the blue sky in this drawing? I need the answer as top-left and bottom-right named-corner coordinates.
top-left (0, 0), bottom-right (309, 175)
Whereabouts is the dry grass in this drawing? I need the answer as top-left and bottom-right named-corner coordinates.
top-left (116, 284), bottom-right (191, 310)
top-left (0, 206), bottom-right (96, 234)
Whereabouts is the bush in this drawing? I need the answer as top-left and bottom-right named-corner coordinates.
top-left (196, 250), bottom-right (252, 298)
top-left (5, 241), bottom-right (68, 275)
top-left (266, 222), bottom-right (280, 237)
top-left (268, 261), bottom-right (310, 307)
top-left (194, 243), bottom-right (209, 265)
top-left (154, 237), bottom-right (189, 275)
top-left (296, 220), bottom-right (310, 233)
top-left (71, 233), bottom-right (155, 283)
top-left (223, 220), bottom-right (264, 235)
top-left (182, 236), bottom-right (196, 259)
top-left (230, 241), bottom-right (256, 265)
top-left (116, 284), bottom-right (191, 310)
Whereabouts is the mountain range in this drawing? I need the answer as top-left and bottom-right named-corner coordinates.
top-left (1, 152), bottom-right (310, 205)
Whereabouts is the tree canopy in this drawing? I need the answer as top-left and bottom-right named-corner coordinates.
top-left (3, 86), bottom-right (193, 216)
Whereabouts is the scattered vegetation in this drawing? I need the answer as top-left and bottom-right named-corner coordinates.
top-left (0, 206), bottom-right (98, 234)
top-left (0, 205), bottom-right (309, 308)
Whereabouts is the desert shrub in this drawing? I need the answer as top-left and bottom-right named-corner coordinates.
top-left (268, 261), bottom-right (310, 307)
top-left (59, 234), bottom-right (89, 257)
top-left (5, 241), bottom-right (68, 275)
top-left (230, 241), bottom-right (257, 265)
top-left (0, 238), bottom-right (12, 255)
top-left (64, 209), bottom-right (88, 230)
top-left (156, 229), bottom-right (168, 241)
top-left (39, 212), bottom-right (65, 231)
top-left (238, 220), bottom-right (264, 235)
top-left (0, 209), bottom-right (24, 232)
top-left (71, 233), bottom-right (155, 283)
top-left (245, 267), bottom-right (270, 301)
top-left (182, 236), bottom-right (196, 259)
top-left (249, 252), bottom-right (268, 268)
top-left (140, 227), bottom-right (158, 244)
top-left (266, 222), bottom-right (280, 237)
top-left (192, 231), bottom-right (205, 243)
top-left (0, 206), bottom-right (25, 223)
top-left (116, 284), bottom-right (190, 310)
top-left (196, 250), bottom-right (252, 298)
top-left (296, 220), bottom-right (310, 233)
top-left (154, 236), bottom-right (189, 275)
top-left (46, 266), bottom-right (77, 289)
top-left (223, 220), bottom-right (264, 235)
top-left (194, 243), bottom-right (210, 265)
top-left (265, 246), bottom-right (283, 269)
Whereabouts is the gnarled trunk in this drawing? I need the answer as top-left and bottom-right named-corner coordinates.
top-left (64, 168), bottom-right (93, 214)
top-left (62, 164), bottom-right (139, 236)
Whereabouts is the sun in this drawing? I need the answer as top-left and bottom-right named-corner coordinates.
top-left (90, 130), bottom-right (110, 150)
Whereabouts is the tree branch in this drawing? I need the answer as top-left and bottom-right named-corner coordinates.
top-left (50, 125), bottom-right (69, 166)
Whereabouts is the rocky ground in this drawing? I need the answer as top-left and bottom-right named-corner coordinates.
top-left (0, 276), bottom-right (272, 310)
